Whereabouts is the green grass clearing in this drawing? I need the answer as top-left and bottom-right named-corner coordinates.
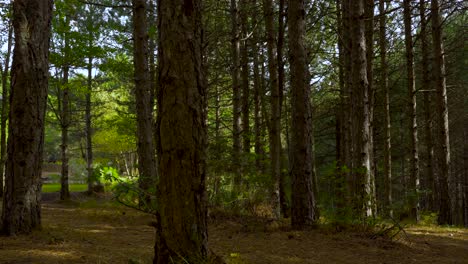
top-left (42, 183), bottom-right (88, 193)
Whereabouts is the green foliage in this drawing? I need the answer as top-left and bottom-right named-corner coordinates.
top-left (42, 184), bottom-right (88, 193)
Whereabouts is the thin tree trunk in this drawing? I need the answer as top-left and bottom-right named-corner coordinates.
top-left (365, 0), bottom-right (377, 217)
top-left (289, 0), bottom-right (319, 228)
top-left (1, 0), bottom-right (53, 235)
top-left (263, 0), bottom-right (281, 219)
top-left (133, 0), bottom-right (157, 204)
top-left (154, 0), bottom-right (208, 261)
top-left (403, 0), bottom-right (420, 222)
top-left (231, 0), bottom-right (243, 192)
top-left (240, 0), bottom-right (250, 155)
top-left (379, 0), bottom-right (392, 217)
top-left (278, 0), bottom-right (289, 218)
top-left (86, 56), bottom-right (94, 193)
top-left (60, 34), bottom-right (70, 200)
top-left (0, 20), bottom-right (13, 198)
top-left (431, 0), bottom-right (452, 225)
top-left (252, 0), bottom-right (264, 172)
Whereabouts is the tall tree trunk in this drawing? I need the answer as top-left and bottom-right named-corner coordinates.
top-left (154, 0), bottom-right (208, 262)
top-left (133, 0), bottom-right (157, 204)
top-left (431, 0), bottom-right (452, 225)
top-left (365, 0), bottom-right (376, 217)
top-left (0, 19), bottom-right (13, 199)
top-left (1, 0), bottom-right (53, 235)
top-left (278, 0), bottom-right (289, 218)
top-left (419, 0), bottom-right (435, 212)
top-left (230, 0), bottom-right (243, 192)
top-left (289, 0), bottom-right (319, 228)
top-left (240, 0), bottom-right (250, 155)
top-left (379, 0), bottom-right (392, 217)
top-left (263, 0), bottom-right (281, 219)
top-left (86, 56), bottom-right (94, 193)
top-left (350, 0), bottom-right (373, 219)
top-left (60, 38), bottom-right (70, 201)
top-left (403, 0), bottom-right (420, 222)
top-left (252, 0), bottom-right (264, 172)
top-left (335, 0), bottom-right (348, 223)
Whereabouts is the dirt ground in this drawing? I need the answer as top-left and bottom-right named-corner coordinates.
top-left (0, 196), bottom-right (467, 264)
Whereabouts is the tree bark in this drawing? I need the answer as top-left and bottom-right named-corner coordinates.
top-left (1, 0), bottom-right (53, 235)
top-left (365, 0), bottom-right (376, 217)
top-left (0, 19), bottom-right (13, 199)
top-left (230, 0), bottom-right (243, 192)
top-left (403, 0), bottom-right (420, 222)
top-left (278, 0), bottom-right (289, 218)
top-left (379, 0), bottom-right (392, 217)
top-left (263, 0), bottom-right (281, 219)
top-left (419, 0), bottom-right (435, 212)
top-left (289, 0), bottom-right (319, 228)
top-left (60, 31), bottom-right (70, 201)
top-left (154, 0), bottom-right (208, 262)
top-left (431, 0), bottom-right (452, 225)
top-left (349, 0), bottom-right (374, 219)
top-left (86, 56), bottom-right (94, 193)
top-left (133, 0), bottom-right (157, 203)
top-left (240, 0), bottom-right (250, 155)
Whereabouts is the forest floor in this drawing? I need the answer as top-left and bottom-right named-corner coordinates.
top-left (0, 194), bottom-right (467, 264)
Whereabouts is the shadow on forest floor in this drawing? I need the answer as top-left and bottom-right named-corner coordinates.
top-left (0, 195), bottom-right (467, 263)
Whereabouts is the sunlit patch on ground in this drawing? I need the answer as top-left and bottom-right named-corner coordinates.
top-left (0, 196), bottom-right (467, 263)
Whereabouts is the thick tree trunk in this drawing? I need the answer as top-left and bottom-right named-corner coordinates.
top-left (0, 20), bottom-right (13, 198)
top-left (1, 0), bottom-right (53, 235)
top-left (350, 0), bottom-right (374, 219)
top-left (365, 0), bottom-right (376, 217)
top-left (230, 0), bottom-right (243, 191)
top-left (263, 0), bottom-right (281, 219)
top-left (379, 0), bottom-right (392, 217)
top-left (133, 0), bottom-right (157, 203)
top-left (154, 0), bottom-right (208, 262)
top-left (403, 0), bottom-right (420, 222)
top-left (419, 0), bottom-right (435, 212)
top-left (431, 0), bottom-right (452, 225)
top-left (289, 0), bottom-right (319, 228)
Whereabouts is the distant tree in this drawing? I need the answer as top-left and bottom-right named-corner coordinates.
top-left (132, 0), bottom-right (157, 202)
top-left (154, 0), bottom-right (208, 262)
top-left (0, 11), bottom-right (12, 199)
top-left (1, 0), bottom-right (53, 235)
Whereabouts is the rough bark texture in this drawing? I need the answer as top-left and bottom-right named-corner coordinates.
top-left (379, 0), bottom-right (392, 217)
top-left (230, 0), bottom-right (243, 190)
top-left (263, 0), bottom-right (281, 219)
top-left (0, 20), bottom-right (13, 198)
top-left (289, 0), bottom-right (318, 228)
top-left (277, 0), bottom-right (289, 218)
top-left (349, 0), bottom-right (374, 219)
top-left (419, 0), bottom-right (435, 212)
top-left (403, 0), bottom-right (420, 222)
top-left (155, 0), bottom-right (208, 262)
top-left (133, 0), bottom-right (157, 202)
top-left (431, 0), bottom-right (452, 225)
top-left (1, 0), bottom-right (53, 235)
